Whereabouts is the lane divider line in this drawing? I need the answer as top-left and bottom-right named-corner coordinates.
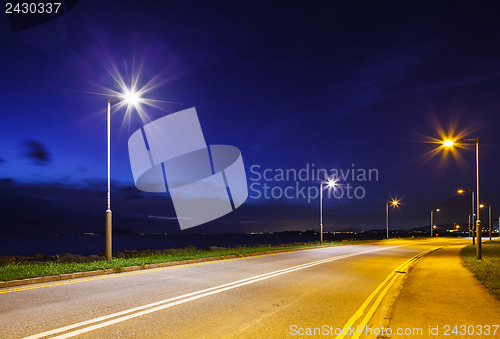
top-left (335, 247), bottom-right (441, 339)
top-left (1, 243), bottom-right (374, 294)
top-left (1, 250), bottom-right (324, 294)
top-left (351, 247), bottom-right (442, 339)
top-left (23, 246), bottom-right (400, 339)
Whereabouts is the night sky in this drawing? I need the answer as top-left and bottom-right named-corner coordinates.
top-left (1, 1), bottom-right (500, 236)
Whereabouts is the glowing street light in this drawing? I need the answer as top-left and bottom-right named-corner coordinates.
top-left (445, 137), bottom-right (481, 259)
top-left (386, 199), bottom-right (399, 240)
top-left (319, 178), bottom-right (339, 244)
top-left (479, 203), bottom-right (492, 240)
top-left (123, 88), bottom-right (140, 106)
top-left (430, 208), bottom-right (440, 237)
top-left (443, 140), bottom-right (454, 147)
top-left (105, 88), bottom-right (143, 261)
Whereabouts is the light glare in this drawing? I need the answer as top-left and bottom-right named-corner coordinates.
top-left (327, 178), bottom-right (339, 188)
top-left (91, 58), bottom-right (171, 128)
top-left (123, 88), bottom-right (140, 107)
top-left (418, 117), bottom-right (476, 171)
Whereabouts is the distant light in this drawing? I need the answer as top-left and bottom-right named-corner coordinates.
top-left (327, 178), bottom-right (339, 188)
top-left (443, 140), bottom-right (454, 147)
top-left (480, 204), bottom-right (485, 208)
top-left (436, 208), bottom-right (440, 212)
top-left (391, 199), bottom-right (399, 206)
top-left (457, 189), bottom-right (464, 194)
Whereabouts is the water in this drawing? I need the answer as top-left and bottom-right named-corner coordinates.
top-left (0, 233), bottom-right (383, 256)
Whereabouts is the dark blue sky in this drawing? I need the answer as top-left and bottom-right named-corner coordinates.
top-left (1, 1), bottom-right (500, 235)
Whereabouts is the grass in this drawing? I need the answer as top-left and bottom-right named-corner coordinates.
top-left (461, 240), bottom-right (500, 299)
top-left (0, 240), bottom-right (366, 282)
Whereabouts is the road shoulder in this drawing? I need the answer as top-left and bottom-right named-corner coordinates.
top-left (383, 245), bottom-right (500, 338)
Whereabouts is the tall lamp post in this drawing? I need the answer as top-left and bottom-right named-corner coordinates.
top-left (430, 208), bottom-right (440, 237)
top-left (444, 138), bottom-right (481, 259)
top-left (458, 189), bottom-right (475, 244)
top-left (480, 204), bottom-right (492, 241)
top-left (105, 90), bottom-right (141, 261)
top-left (386, 199), bottom-right (399, 239)
top-left (319, 179), bottom-right (339, 244)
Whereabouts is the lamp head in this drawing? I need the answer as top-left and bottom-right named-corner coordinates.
top-left (122, 88), bottom-right (140, 107)
top-left (327, 179), bottom-right (338, 188)
top-left (436, 208), bottom-right (440, 212)
top-left (443, 140), bottom-right (454, 147)
top-left (322, 177), bottom-right (340, 189)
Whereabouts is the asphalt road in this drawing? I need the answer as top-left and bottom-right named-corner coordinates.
top-left (0, 238), bottom-right (467, 338)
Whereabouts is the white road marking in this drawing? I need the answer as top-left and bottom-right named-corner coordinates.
top-left (23, 245), bottom-right (402, 339)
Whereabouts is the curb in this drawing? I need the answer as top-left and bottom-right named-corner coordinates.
top-left (362, 246), bottom-right (445, 338)
top-left (0, 242), bottom-right (364, 289)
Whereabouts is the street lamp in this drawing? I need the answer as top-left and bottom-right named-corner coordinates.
top-left (479, 204), bottom-right (492, 241)
top-left (458, 189), bottom-right (475, 242)
top-left (105, 89), bottom-right (143, 261)
top-left (430, 208), bottom-right (440, 237)
top-left (445, 137), bottom-right (481, 259)
top-left (386, 199), bottom-right (399, 239)
top-left (319, 178), bottom-right (339, 244)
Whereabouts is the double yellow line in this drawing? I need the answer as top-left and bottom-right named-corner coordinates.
top-left (335, 247), bottom-right (441, 339)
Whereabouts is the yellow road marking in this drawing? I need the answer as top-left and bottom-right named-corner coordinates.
top-left (335, 247), bottom-right (441, 339)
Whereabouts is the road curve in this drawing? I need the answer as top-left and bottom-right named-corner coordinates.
top-left (0, 239), bottom-right (464, 338)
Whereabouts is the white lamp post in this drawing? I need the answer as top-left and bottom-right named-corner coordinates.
top-left (319, 179), bottom-right (339, 244)
top-left (105, 89), bottom-right (142, 261)
top-left (430, 208), bottom-right (440, 237)
top-left (480, 204), bottom-right (492, 241)
top-left (445, 138), bottom-right (481, 259)
top-left (386, 199), bottom-right (399, 239)
top-left (458, 189), bottom-right (475, 244)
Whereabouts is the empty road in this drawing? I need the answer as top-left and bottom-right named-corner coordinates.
top-left (0, 238), bottom-right (467, 338)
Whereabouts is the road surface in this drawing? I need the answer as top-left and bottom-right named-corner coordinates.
top-left (0, 238), bottom-right (469, 338)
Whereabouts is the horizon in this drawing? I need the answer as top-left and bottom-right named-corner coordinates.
top-left (1, 1), bottom-right (500, 241)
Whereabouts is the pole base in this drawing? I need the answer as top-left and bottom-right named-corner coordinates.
top-left (106, 210), bottom-right (112, 261)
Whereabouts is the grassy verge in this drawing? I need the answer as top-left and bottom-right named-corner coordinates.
top-left (461, 240), bottom-right (500, 299)
top-left (0, 240), bottom-right (367, 282)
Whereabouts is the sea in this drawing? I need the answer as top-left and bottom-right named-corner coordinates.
top-left (0, 233), bottom-right (387, 256)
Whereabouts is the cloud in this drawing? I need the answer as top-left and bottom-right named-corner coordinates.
top-left (147, 215), bottom-right (180, 221)
top-left (22, 140), bottom-right (52, 165)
